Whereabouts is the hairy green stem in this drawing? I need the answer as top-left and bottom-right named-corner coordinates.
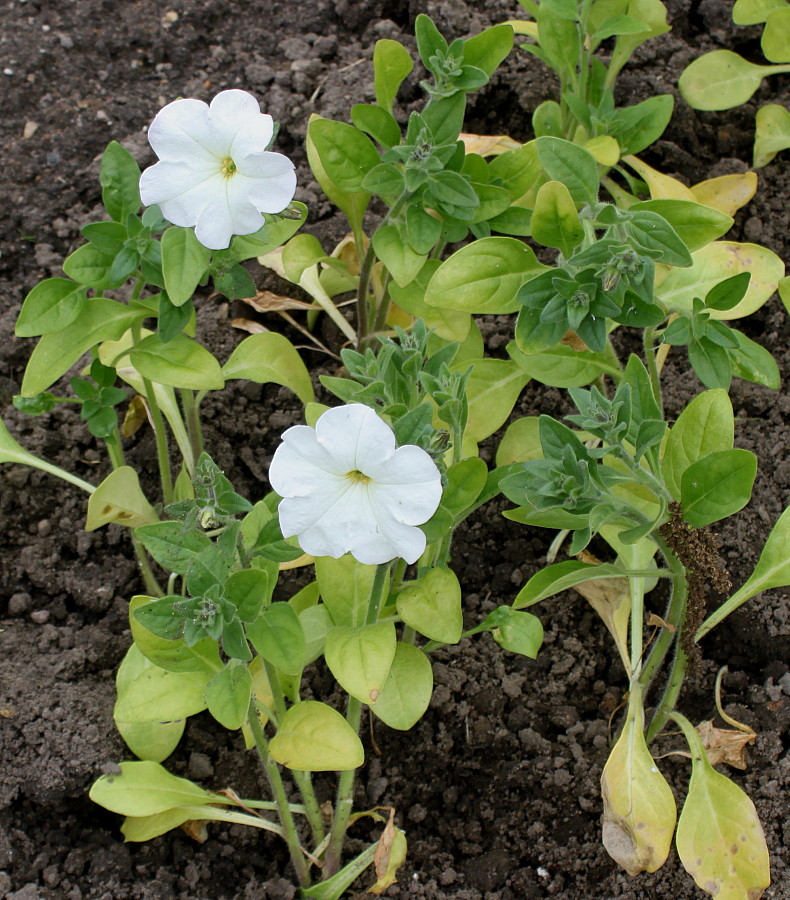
top-left (180, 389), bottom-right (204, 464)
top-left (643, 326), bottom-right (664, 416)
top-left (323, 562), bottom-right (390, 877)
top-left (247, 699), bottom-right (311, 888)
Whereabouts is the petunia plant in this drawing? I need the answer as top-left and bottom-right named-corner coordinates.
top-left (2, 90), bottom-right (316, 592)
top-left (89, 328), bottom-right (543, 897)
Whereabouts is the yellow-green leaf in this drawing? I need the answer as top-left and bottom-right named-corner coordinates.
top-left (222, 332), bottom-right (314, 403)
top-left (269, 700), bottom-right (364, 771)
top-left (85, 466), bottom-right (159, 531)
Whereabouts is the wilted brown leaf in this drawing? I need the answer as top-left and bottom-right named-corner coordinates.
top-left (180, 818), bottom-right (208, 842)
top-left (240, 290), bottom-right (315, 314)
top-left (459, 132), bottom-right (521, 156)
top-left (697, 720), bottom-right (756, 770)
top-left (230, 317), bottom-right (267, 334)
top-left (647, 612), bottom-right (676, 633)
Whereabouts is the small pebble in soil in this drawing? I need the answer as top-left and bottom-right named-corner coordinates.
top-left (188, 751), bottom-right (214, 779)
top-left (31, 609), bottom-right (50, 624)
top-left (8, 592), bottom-right (32, 615)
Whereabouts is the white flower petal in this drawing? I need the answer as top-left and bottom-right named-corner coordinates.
top-left (314, 405), bottom-right (396, 475)
top-left (373, 477), bottom-right (443, 526)
top-left (269, 433), bottom-right (348, 495)
top-left (146, 97), bottom-right (227, 160)
top-left (230, 115), bottom-right (275, 159)
top-left (231, 157), bottom-right (297, 214)
top-left (191, 183), bottom-right (265, 250)
top-left (209, 89), bottom-right (264, 131)
top-left (139, 158), bottom-right (218, 209)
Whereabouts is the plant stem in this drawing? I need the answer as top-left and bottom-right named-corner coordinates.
top-left (247, 699), bottom-right (311, 888)
top-left (355, 193), bottom-right (410, 347)
top-left (261, 657), bottom-right (327, 848)
top-left (104, 427), bottom-right (164, 597)
top-left (322, 562), bottom-right (390, 877)
top-left (643, 326), bottom-right (664, 416)
top-left (132, 324), bottom-right (173, 505)
top-left (181, 389), bottom-right (204, 462)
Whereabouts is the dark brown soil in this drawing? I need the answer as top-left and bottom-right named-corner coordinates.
top-left (1, 1), bottom-right (788, 898)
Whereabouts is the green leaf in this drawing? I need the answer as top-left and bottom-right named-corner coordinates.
top-left (679, 50), bottom-right (790, 111)
top-left (628, 210), bottom-right (693, 266)
top-left (85, 466), bottom-right (159, 530)
top-left (101, 141), bottom-right (142, 222)
top-left (299, 603), bottom-right (333, 667)
top-left (656, 241), bottom-right (784, 320)
top-left (130, 333), bottom-right (224, 390)
top-left (324, 622), bottom-right (397, 705)
top-left (307, 116), bottom-right (370, 237)
top-left (19, 298), bottom-right (139, 397)
top-left (415, 14), bottom-right (448, 70)
top-left (514, 560), bottom-right (636, 608)
top-left (373, 39), bottom-right (414, 112)
top-left (269, 700), bottom-right (364, 771)
top-left (425, 237), bottom-right (546, 314)
top-left (129, 595), bottom-right (221, 674)
top-left (733, 0), bottom-right (786, 24)
top-left (351, 103), bottom-right (401, 148)
top-left (675, 718), bottom-right (770, 900)
top-left (629, 200), bottom-right (732, 253)
top-left (115, 718), bottom-right (185, 763)
top-left (15, 278), bottom-right (88, 337)
top-left (491, 608), bottom-right (543, 657)
top-left (697, 505), bottom-right (790, 639)
top-left (62, 244), bottom-right (124, 291)
top-left (508, 341), bottom-right (621, 388)
top-left (222, 332), bottom-right (314, 403)
top-left (161, 226), bottom-right (211, 307)
top-left (389, 260), bottom-right (472, 342)
top-left (730, 330), bottom-right (781, 389)
top-left (114, 644), bottom-right (211, 724)
top-left (681, 449), bottom-right (757, 527)
top-left (205, 662), bottom-right (252, 730)
top-left (135, 521), bottom-right (212, 575)
top-left (396, 567), bottom-right (463, 643)
top-left (371, 643), bottom-right (433, 730)
top-left (440, 457), bottom-right (489, 517)
top-left (459, 357), bottom-right (530, 443)
top-left (362, 162), bottom-right (406, 197)
top-left (535, 137), bottom-right (599, 207)
top-left (372, 224), bottom-right (428, 288)
top-left (309, 119), bottom-right (381, 193)
top-left (246, 603), bottom-right (307, 676)
top-left (609, 94), bottom-right (674, 156)
top-left (608, 0), bottom-right (670, 79)
top-left (488, 141), bottom-right (542, 202)
top-left (761, 7), bottom-right (790, 62)
top-left (89, 760), bottom-right (222, 815)
top-left (496, 416), bottom-right (542, 466)
top-left (663, 389), bottom-right (735, 500)
top-left (754, 103), bottom-right (790, 168)
top-left (463, 23), bottom-right (514, 75)
top-left (314, 555), bottom-right (381, 627)
top-left (536, 6), bottom-right (581, 80)
top-left (226, 569), bottom-right (271, 622)
top-left (531, 180), bottom-right (585, 255)
top-left (82, 221), bottom-right (127, 254)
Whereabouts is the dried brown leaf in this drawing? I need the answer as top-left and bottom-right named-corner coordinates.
top-left (230, 317), bottom-right (268, 334)
top-left (697, 720), bottom-right (756, 770)
top-left (121, 395), bottom-right (149, 438)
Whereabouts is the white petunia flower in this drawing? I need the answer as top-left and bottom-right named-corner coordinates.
top-left (139, 89), bottom-right (297, 250)
top-left (269, 404), bottom-right (443, 566)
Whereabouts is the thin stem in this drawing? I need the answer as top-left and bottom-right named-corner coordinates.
top-left (181, 389), bottom-right (204, 462)
top-left (356, 193), bottom-right (410, 346)
top-left (247, 699), bottom-right (311, 888)
top-left (645, 643), bottom-right (687, 743)
top-left (322, 562), bottom-right (390, 877)
top-left (638, 533), bottom-right (687, 690)
top-left (132, 324), bottom-right (173, 505)
top-left (628, 575), bottom-right (645, 679)
top-left (643, 326), bottom-right (664, 417)
top-left (104, 427), bottom-right (164, 597)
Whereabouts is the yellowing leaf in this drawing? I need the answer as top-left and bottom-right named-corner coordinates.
top-left (459, 132), bottom-right (522, 157)
top-left (85, 466), bottom-right (159, 531)
top-left (674, 714), bottom-right (770, 900)
top-left (575, 549), bottom-right (631, 672)
top-left (691, 173), bottom-right (758, 216)
top-left (601, 698), bottom-right (676, 875)
top-left (584, 135), bottom-right (620, 166)
top-left (269, 700), bottom-right (364, 772)
top-left (503, 18), bottom-right (539, 38)
top-left (623, 154), bottom-right (696, 201)
top-left (655, 241), bottom-right (785, 320)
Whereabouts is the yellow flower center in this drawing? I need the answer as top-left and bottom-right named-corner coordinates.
top-left (345, 469), bottom-right (371, 484)
top-left (220, 156), bottom-right (237, 178)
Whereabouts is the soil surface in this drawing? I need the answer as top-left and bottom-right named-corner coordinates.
top-left (1, 1), bottom-right (789, 899)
